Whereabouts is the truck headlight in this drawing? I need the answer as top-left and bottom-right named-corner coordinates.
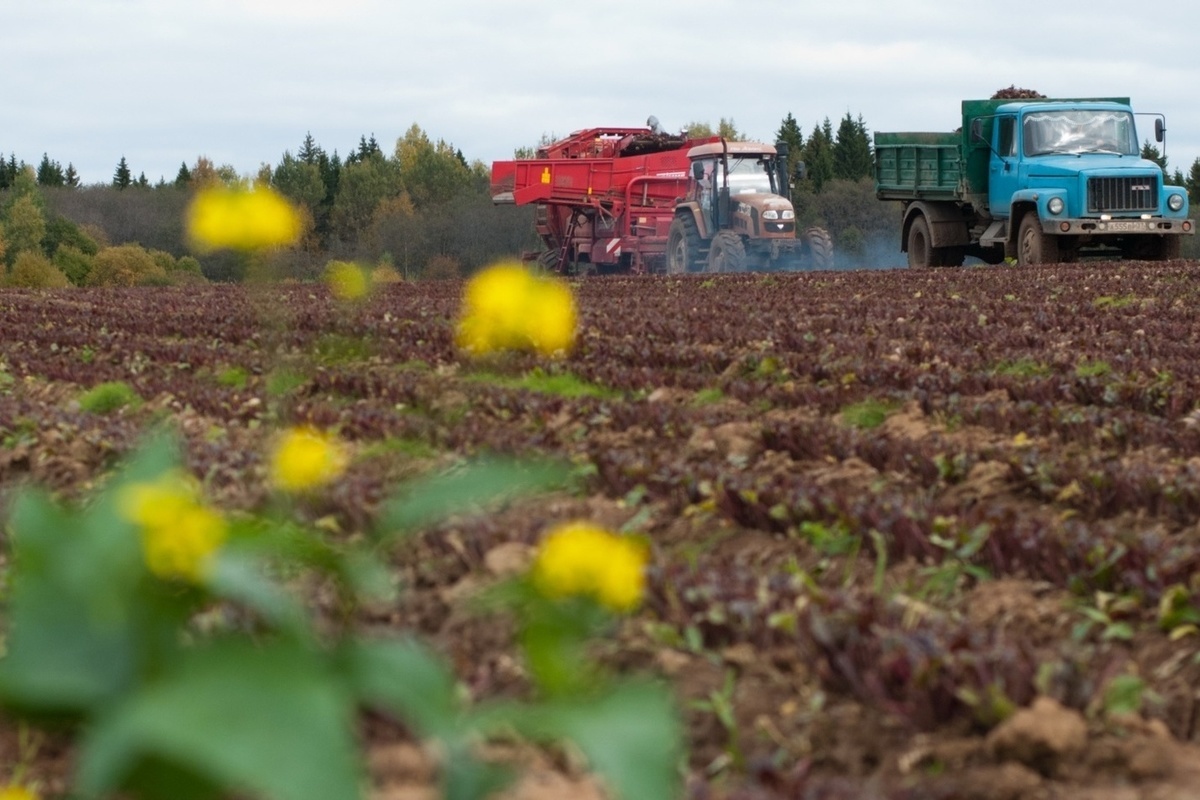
top-left (1168, 193), bottom-right (1185, 212)
top-left (762, 210), bottom-right (779, 220)
top-left (1047, 197), bottom-right (1064, 215)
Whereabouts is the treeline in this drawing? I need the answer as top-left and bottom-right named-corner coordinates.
top-left (3, 110), bottom-right (1198, 283)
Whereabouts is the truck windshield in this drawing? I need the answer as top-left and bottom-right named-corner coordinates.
top-left (1023, 110), bottom-right (1138, 157)
top-left (721, 156), bottom-right (775, 194)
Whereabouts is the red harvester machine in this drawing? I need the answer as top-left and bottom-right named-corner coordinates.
top-left (490, 120), bottom-right (834, 275)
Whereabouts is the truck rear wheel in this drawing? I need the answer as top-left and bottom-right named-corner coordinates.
top-left (667, 216), bottom-right (702, 274)
top-left (1017, 214), bottom-right (1059, 265)
top-left (907, 216), bottom-right (934, 268)
top-left (706, 231), bottom-right (746, 273)
top-left (800, 226), bottom-right (834, 270)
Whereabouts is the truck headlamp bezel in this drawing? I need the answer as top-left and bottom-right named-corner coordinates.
top-left (762, 209), bottom-right (779, 220)
top-left (1168, 193), bottom-right (1185, 212)
top-left (1047, 197), bottom-right (1065, 215)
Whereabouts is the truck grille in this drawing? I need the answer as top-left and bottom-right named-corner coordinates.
top-left (1087, 176), bottom-right (1158, 213)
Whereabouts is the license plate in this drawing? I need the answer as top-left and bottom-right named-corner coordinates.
top-left (1105, 221), bottom-right (1145, 232)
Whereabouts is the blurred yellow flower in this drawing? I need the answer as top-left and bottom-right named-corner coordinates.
top-left (324, 260), bottom-right (370, 301)
top-left (0, 786), bottom-right (40, 800)
top-left (269, 426), bottom-right (349, 492)
top-left (186, 184), bottom-right (302, 252)
top-left (118, 472), bottom-right (228, 583)
top-left (532, 521), bottom-right (647, 612)
top-left (456, 262), bottom-right (577, 357)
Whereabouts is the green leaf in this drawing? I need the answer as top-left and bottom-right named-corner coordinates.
top-left (0, 433), bottom-right (199, 713)
top-left (206, 551), bottom-right (311, 638)
top-left (379, 457), bottom-right (568, 538)
top-left (341, 637), bottom-right (461, 738)
top-left (74, 639), bottom-right (362, 800)
top-left (504, 682), bottom-right (683, 800)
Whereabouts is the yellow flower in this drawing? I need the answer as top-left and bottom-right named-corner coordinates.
top-left (455, 262), bottom-right (577, 357)
top-left (324, 260), bottom-right (370, 301)
top-left (269, 426), bottom-right (349, 492)
top-left (0, 786), bottom-right (40, 800)
top-left (532, 522), bottom-right (647, 612)
top-left (118, 472), bottom-right (228, 583)
top-left (186, 184), bottom-right (302, 252)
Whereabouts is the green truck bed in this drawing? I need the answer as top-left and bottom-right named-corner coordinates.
top-left (874, 131), bottom-right (962, 201)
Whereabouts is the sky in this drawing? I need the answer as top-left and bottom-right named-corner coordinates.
top-left (4, 0), bottom-right (1199, 187)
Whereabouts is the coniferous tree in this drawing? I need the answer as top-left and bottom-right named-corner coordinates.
top-left (64, 164), bottom-right (80, 188)
top-left (175, 162), bottom-right (192, 187)
top-left (113, 156), bottom-right (132, 189)
top-left (802, 118), bottom-right (836, 192)
top-left (36, 154), bottom-right (65, 187)
top-left (832, 113), bottom-right (873, 181)
top-left (298, 132), bottom-right (323, 165)
top-left (775, 113), bottom-right (805, 185)
top-left (1141, 141), bottom-right (1167, 175)
top-left (136, 172), bottom-right (149, 188)
top-left (1186, 158), bottom-right (1200, 206)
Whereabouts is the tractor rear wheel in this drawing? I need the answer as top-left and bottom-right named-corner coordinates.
top-left (667, 216), bottom-right (702, 274)
top-left (706, 232), bottom-right (747, 273)
top-left (799, 226), bottom-right (834, 270)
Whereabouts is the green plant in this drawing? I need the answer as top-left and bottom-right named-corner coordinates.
top-left (468, 367), bottom-right (618, 399)
top-left (689, 669), bottom-right (742, 774)
top-left (1072, 592), bottom-right (1139, 642)
top-left (0, 433), bottom-right (683, 800)
top-left (79, 381), bottom-right (142, 414)
top-left (840, 398), bottom-right (894, 429)
top-left (215, 366), bottom-right (250, 389)
top-left (1075, 358), bottom-right (1112, 379)
top-left (991, 357), bottom-right (1051, 378)
top-left (917, 522), bottom-right (991, 599)
top-left (690, 387), bottom-right (725, 406)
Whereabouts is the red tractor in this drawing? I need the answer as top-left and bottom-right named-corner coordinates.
top-left (490, 120), bottom-right (833, 274)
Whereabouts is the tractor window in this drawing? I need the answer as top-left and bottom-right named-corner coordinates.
top-left (721, 156), bottom-right (773, 195)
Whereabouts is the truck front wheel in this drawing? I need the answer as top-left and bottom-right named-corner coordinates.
top-left (1017, 214), bottom-right (1059, 265)
top-left (667, 216), bottom-right (702, 274)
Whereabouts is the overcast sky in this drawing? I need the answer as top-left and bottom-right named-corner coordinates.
top-left (5, 0), bottom-right (1198, 187)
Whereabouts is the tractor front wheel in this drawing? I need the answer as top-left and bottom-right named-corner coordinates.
top-left (706, 231), bottom-right (747, 273)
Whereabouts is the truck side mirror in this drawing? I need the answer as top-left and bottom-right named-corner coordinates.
top-left (970, 119), bottom-right (985, 144)
top-left (794, 160), bottom-right (807, 182)
top-left (692, 161), bottom-right (705, 181)
top-left (1155, 118), bottom-right (1165, 143)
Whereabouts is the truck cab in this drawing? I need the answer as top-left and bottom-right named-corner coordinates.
top-left (972, 100), bottom-right (1192, 263)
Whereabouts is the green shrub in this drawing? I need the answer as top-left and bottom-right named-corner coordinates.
top-left (86, 244), bottom-right (168, 287)
top-left (7, 251), bottom-right (71, 288)
top-left (174, 255), bottom-right (203, 275)
top-left (79, 381), bottom-right (142, 414)
top-left (53, 244), bottom-right (94, 285)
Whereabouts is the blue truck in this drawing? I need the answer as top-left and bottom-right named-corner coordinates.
top-left (875, 98), bottom-right (1194, 266)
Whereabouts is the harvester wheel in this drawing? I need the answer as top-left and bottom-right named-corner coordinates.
top-left (536, 249), bottom-right (561, 273)
top-left (800, 226), bottom-right (834, 270)
top-left (667, 216), bottom-right (702, 274)
top-left (706, 232), bottom-right (747, 273)
top-left (1017, 213), bottom-right (1058, 265)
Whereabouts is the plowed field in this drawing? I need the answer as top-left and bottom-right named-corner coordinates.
top-left (4, 262), bottom-right (1200, 799)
